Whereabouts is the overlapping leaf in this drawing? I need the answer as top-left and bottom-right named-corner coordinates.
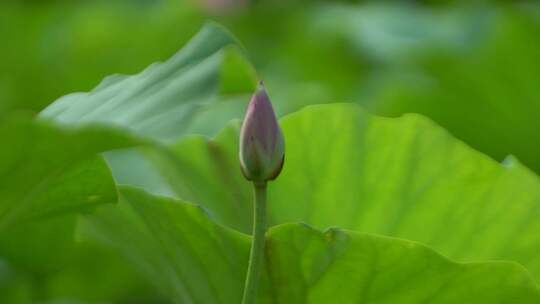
top-left (81, 186), bottom-right (540, 303)
top-left (38, 22), bottom-right (258, 199)
top-left (79, 186), bottom-right (251, 304)
top-left (148, 103), bottom-right (540, 283)
top-left (0, 113), bottom-right (162, 303)
top-left (0, 114), bottom-right (139, 230)
top-left (28, 19), bottom-right (540, 302)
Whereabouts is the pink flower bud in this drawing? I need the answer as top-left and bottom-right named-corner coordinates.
top-left (239, 81), bottom-right (285, 182)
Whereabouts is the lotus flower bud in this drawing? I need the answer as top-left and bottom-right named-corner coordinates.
top-left (239, 81), bottom-right (285, 182)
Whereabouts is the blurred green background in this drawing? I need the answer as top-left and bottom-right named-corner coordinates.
top-left (3, 0), bottom-right (540, 173)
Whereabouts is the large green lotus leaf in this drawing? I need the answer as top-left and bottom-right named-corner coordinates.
top-left (0, 114), bottom-right (139, 230)
top-left (0, 240), bottom-right (170, 304)
top-left (78, 186), bottom-right (251, 304)
top-left (0, 114), bottom-right (140, 282)
top-left (42, 241), bottom-right (171, 303)
top-left (148, 103), bottom-right (540, 282)
top-left (39, 22), bottom-right (256, 143)
top-left (80, 186), bottom-right (540, 303)
top-left (0, 114), bottom-right (162, 301)
top-left (104, 148), bottom-right (177, 198)
top-left (144, 124), bottom-right (252, 232)
top-left (38, 22), bottom-right (257, 199)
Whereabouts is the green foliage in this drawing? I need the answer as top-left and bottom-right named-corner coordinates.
top-left (0, 1), bottom-right (204, 115)
top-left (82, 187), bottom-right (540, 303)
top-left (0, 114), bottom-right (165, 303)
top-left (80, 186), bottom-right (251, 304)
top-left (369, 8), bottom-right (540, 173)
top-left (40, 22), bottom-right (256, 143)
top-left (138, 102), bottom-right (540, 284)
top-left (8, 1), bottom-right (540, 176)
top-left (0, 114), bottom-right (139, 230)
top-left (3, 6), bottom-right (540, 303)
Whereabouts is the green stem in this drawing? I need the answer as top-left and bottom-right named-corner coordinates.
top-left (241, 182), bottom-right (267, 304)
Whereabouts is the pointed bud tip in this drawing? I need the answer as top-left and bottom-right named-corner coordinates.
top-left (239, 80), bottom-right (285, 182)
top-left (255, 80), bottom-right (266, 95)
